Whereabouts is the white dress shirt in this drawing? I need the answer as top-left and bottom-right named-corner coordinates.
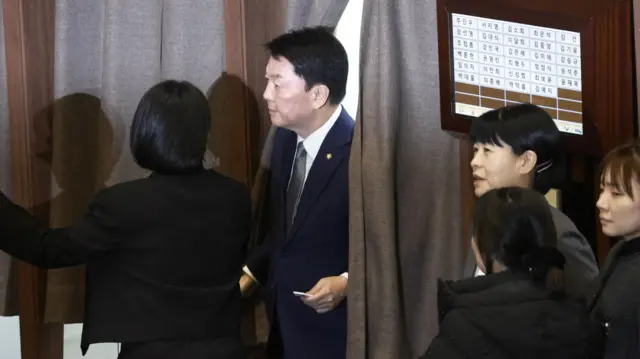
top-left (292, 105), bottom-right (342, 185)
top-left (245, 106), bottom-right (348, 283)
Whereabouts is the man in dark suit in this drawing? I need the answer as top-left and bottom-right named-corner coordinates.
top-left (239, 27), bottom-right (353, 359)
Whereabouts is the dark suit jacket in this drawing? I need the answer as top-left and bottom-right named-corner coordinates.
top-left (247, 109), bottom-right (354, 359)
top-left (463, 205), bottom-right (599, 299)
top-left (0, 170), bottom-right (250, 357)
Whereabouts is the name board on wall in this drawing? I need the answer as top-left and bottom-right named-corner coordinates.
top-left (436, 0), bottom-right (634, 155)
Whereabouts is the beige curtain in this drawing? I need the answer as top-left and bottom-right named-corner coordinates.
top-left (0, 1), bottom-right (18, 317)
top-left (44, 0), bottom-right (226, 323)
top-left (347, 1), bottom-right (465, 359)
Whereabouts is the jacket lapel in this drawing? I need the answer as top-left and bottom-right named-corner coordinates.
top-left (286, 111), bottom-right (354, 241)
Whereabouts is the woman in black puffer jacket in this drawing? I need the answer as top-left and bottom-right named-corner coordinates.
top-left (421, 187), bottom-right (603, 359)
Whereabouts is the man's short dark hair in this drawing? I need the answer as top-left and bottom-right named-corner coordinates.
top-left (265, 26), bottom-right (348, 105)
top-left (130, 80), bottom-right (210, 174)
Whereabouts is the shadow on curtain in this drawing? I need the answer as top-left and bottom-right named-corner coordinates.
top-left (41, 93), bottom-right (121, 323)
top-left (347, 1), bottom-right (466, 358)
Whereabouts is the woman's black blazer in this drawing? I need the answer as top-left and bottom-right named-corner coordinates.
top-left (0, 169), bottom-right (251, 353)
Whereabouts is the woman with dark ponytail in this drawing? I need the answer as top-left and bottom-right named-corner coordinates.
top-left (420, 187), bottom-right (598, 359)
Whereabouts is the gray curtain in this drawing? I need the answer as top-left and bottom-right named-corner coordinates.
top-left (44, 0), bottom-right (226, 324)
top-left (347, 1), bottom-right (466, 359)
top-left (0, 1), bottom-right (18, 317)
top-left (287, 0), bottom-right (350, 30)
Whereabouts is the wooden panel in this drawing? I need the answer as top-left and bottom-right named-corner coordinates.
top-left (2, 0), bottom-right (62, 358)
top-left (223, 0), bottom-right (287, 352)
top-left (222, 0), bottom-right (286, 186)
top-left (561, 156), bottom-right (600, 260)
top-left (243, 0), bottom-right (286, 164)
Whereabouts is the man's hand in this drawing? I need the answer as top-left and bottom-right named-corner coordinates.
top-left (301, 276), bottom-right (347, 313)
top-left (239, 273), bottom-right (256, 297)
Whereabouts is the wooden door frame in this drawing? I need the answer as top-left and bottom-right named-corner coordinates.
top-left (223, 0), bottom-right (287, 347)
top-left (224, 0), bottom-right (286, 184)
top-left (3, 0), bottom-right (62, 358)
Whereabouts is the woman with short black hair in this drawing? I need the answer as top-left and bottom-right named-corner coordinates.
top-left (465, 103), bottom-right (598, 299)
top-left (421, 187), bottom-right (597, 359)
top-left (130, 80), bottom-right (213, 174)
top-left (470, 103), bottom-right (562, 194)
top-left (0, 80), bottom-right (249, 358)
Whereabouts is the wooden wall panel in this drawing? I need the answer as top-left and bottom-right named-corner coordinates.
top-left (223, 0), bottom-right (286, 184)
top-left (2, 0), bottom-right (62, 358)
top-left (223, 0), bottom-right (287, 351)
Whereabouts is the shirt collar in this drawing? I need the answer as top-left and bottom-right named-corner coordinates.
top-left (297, 105), bottom-right (342, 161)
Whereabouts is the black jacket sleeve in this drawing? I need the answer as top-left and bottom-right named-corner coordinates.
top-left (245, 231), bottom-right (274, 285)
top-left (0, 190), bottom-right (122, 269)
top-left (245, 152), bottom-right (276, 285)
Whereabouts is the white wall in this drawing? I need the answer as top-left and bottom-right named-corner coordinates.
top-left (335, 0), bottom-right (364, 120)
top-left (0, 319), bottom-right (118, 358)
top-left (0, 316), bottom-right (20, 358)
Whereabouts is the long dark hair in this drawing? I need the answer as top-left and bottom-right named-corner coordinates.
top-left (474, 187), bottom-right (566, 293)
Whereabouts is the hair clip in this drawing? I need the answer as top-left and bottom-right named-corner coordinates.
top-left (535, 159), bottom-right (553, 173)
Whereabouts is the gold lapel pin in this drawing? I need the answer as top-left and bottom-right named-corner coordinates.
top-left (326, 153), bottom-right (333, 160)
